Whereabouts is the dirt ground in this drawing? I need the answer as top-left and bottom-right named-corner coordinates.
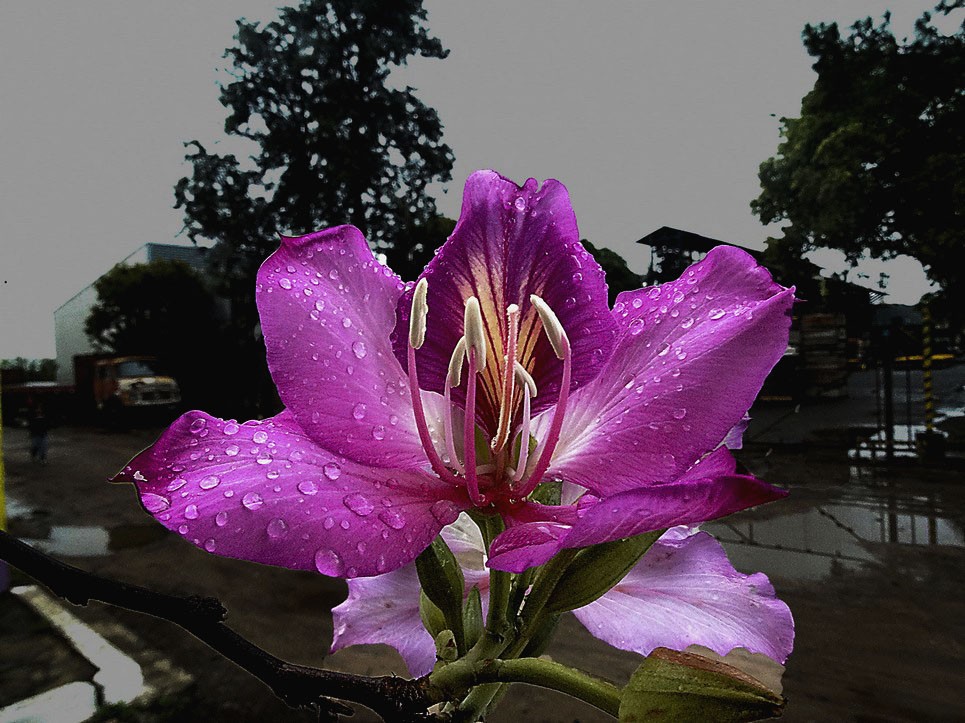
top-left (2, 422), bottom-right (965, 722)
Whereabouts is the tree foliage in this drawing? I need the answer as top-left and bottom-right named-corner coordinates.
top-left (582, 241), bottom-right (644, 305)
top-left (175, 0), bottom-right (454, 324)
top-left (752, 2), bottom-right (964, 300)
top-left (85, 261), bottom-right (231, 408)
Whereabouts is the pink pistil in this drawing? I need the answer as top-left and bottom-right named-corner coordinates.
top-left (463, 347), bottom-right (483, 505)
top-left (443, 378), bottom-right (464, 473)
top-left (407, 344), bottom-right (460, 485)
top-left (515, 336), bottom-right (572, 498)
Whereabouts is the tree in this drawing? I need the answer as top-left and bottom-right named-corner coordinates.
top-left (752, 2), bottom-right (964, 307)
top-left (175, 0), bottom-right (454, 330)
top-left (582, 241), bottom-right (644, 305)
top-left (85, 261), bottom-right (231, 409)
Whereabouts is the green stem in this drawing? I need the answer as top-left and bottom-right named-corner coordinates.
top-left (429, 657), bottom-right (621, 719)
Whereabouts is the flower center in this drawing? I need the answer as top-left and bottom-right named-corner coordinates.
top-left (405, 279), bottom-right (572, 506)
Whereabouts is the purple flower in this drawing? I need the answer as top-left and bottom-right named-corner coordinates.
top-left (116, 170), bottom-right (794, 580)
top-left (332, 518), bottom-right (793, 677)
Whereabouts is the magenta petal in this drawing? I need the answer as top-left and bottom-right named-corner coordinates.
top-left (487, 520), bottom-right (571, 573)
top-left (331, 516), bottom-right (490, 677)
top-left (573, 529), bottom-right (794, 663)
top-left (256, 225), bottom-right (427, 469)
top-left (561, 468), bottom-right (786, 550)
top-left (392, 171), bottom-right (617, 434)
top-left (331, 562), bottom-right (436, 676)
top-left (115, 410), bottom-right (468, 578)
top-left (541, 246), bottom-right (794, 496)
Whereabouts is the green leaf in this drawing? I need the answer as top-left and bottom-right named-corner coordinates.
top-left (419, 590), bottom-right (447, 639)
top-left (463, 586), bottom-right (483, 650)
top-left (619, 648), bottom-right (785, 722)
top-left (544, 530), bottom-right (664, 613)
top-left (416, 537), bottom-right (466, 652)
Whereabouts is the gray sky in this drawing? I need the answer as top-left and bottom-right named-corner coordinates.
top-left (0, 1), bottom-right (940, 359)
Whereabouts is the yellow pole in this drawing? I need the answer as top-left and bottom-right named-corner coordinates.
top-left (922, 306), bottom-right (935, 433)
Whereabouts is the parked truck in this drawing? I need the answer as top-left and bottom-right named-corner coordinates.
top-left (73, 354), bottom-right (181, 423)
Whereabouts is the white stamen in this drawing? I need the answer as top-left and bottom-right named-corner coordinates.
top-left (408, 278), bottom-right (429, 349)
top-left (514, 361), bottom-right (537, 398)
top-left (530, 295), bottom-right (568, 359)
top-left (464, 297), bottom-right (487, 371)
top-left (447, 337), bottom-right (468, 387)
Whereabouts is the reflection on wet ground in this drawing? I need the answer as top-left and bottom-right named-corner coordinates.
top-left (707, 484), bottom-right (964, 582)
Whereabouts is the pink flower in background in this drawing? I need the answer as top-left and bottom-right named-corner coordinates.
top-left (332, 516), bottom-right (793, 677)
top-left (116, 170), bottom-right (794, 580)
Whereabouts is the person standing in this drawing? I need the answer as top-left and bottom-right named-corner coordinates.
top-left (28, 404), bottom-right (50, 465)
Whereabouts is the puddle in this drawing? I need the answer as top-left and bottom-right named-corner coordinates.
top-left (19, 523), bottom-right (168, 557)
top-left (707, 493), bottom-right (965, 582)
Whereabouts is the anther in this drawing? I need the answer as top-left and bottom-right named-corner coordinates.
top-left (530, 295), bottom-right (567, 359)
top-left (464, 297), bottom-right (487, 372)
top-left (514, 361), bottom-right (537, 398)
top-left (408, 278), bottom-right (429, 349)
top-left (447, 337), bottom-right (467, 388)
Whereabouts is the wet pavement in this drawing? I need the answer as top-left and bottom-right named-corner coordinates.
top-left (2, 404), bottom-right (965, 721)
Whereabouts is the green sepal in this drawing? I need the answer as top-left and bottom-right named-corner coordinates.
top-left (419, 590), bottom-right (447, 639)
top-left (434, 629), bottom-right (458, 664)
top-left (462, 586), bottom-right (484, 650)
top-left (545, 529), bottom-right (664, 613)
top-left (619, 648), bottom-right (785, 722)
top-left (416, 536), bottom-right (466, 652)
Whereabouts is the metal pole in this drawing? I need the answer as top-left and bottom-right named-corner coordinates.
top-left (922, 306), bottom-right (935, 433)
top-left (1, 372), bottom-right (9, 592)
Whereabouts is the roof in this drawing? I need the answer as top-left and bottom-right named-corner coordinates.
top-left (635, 226), bottom-right (760, 256)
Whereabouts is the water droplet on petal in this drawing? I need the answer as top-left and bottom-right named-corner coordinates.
top-left (142, 493), bottom-right (170, 514)
top-left (379, 509), bottom-right (406, 530)
top-left (252, 430), bottom-right (269, 444)
top-left (189, 418), bottom-right (206, 434)
top-left (267, 518), bottom-right (288, 538)
top-left (314, 548), bottom-right (344, 576)
top-left (204, 538), bottom-right (216, 552)
top-left (709, 308), bottom-right (726, 320)
top-left (430, 500), bottom-right (460, 525)
top-left (372, 425), bottom-right (385, 441)
top-left (352, 403), bottom-right (366, 420)
top-left (514, 197), bottom-right (526, 211)
top-left (681, 317), bottom-right (695, 329)
top-left (223, 422), bottom-right (240, 436)
top-left (184, 504), bottom-right (199, 520)
top-left (323, 516), bottom-right (335, 529)
top-left (324, 462), bottom-right (342, 480)
top-left (278, 278), bottom-right (292, 290)
top-left (343, 493), bottom-right (374, 516)
top-left (672, 408), bottom-right (687, 420)
top-left (351, 340), bottom-right (367, 359)
top-left (215, 511), bottom-right (228, 527)
top-left (225, 444), bottom-right (240, 457)
top-left (298, 480), bottom-right (318, 495)
top-left (242, 492), bottom-right (264, 510)
top-left (199, 475), bottom-right (220, 490)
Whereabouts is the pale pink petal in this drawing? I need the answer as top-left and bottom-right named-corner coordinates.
top-left (573, 528), bottom-right (794, 663)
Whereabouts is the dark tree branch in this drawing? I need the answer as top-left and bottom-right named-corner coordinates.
top-left (0, 530), bottom-right (436, 722)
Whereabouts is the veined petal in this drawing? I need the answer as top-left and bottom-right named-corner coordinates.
top-left (331, 562), bottom-right (436, 676)
top-left (331, 515), bottom-right (490, 677)
top-left (115, 410), bottom-right (468, 578)
top-left (540, 246), bottom-right (794, 496)
top-left (392, 171), bottom-right (617, 435)
top-left (573, 528), bottom-right (794, 663)
top-left (487, 449), bottom-right (785, 572)
top-left (256, 225), bottom-right (426, 469)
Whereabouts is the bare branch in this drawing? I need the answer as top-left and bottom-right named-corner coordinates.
top-left (0, 530), bottom-right (436, 721)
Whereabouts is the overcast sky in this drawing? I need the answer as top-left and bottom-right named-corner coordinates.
top-left (0, 1), bottom-right (941, 359)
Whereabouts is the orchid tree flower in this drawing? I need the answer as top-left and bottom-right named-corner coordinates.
top-left (333, 516), bottom-right (792, 678)
top-left (117, 170), bottom-right (796, 720)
